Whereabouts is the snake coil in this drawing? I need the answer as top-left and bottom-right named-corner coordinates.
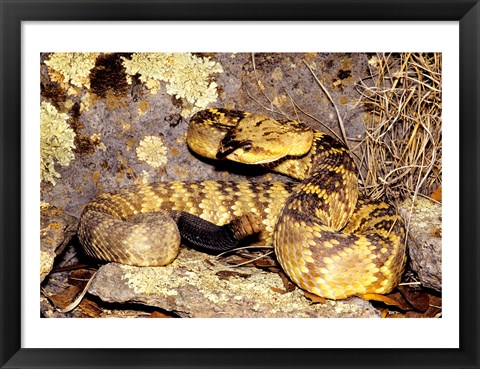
top-left (78, 109), bottom-right (406, 299)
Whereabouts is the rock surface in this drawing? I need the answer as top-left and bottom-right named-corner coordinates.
top-left (40, 204), bottom-right (78, 282)
top-left (400, 197), bottom-right (442, 291)
top-left (89, 247), bottom-right (380, 318)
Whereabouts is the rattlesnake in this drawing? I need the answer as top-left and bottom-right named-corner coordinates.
top-left (78, 109), bottom-right (406, 299)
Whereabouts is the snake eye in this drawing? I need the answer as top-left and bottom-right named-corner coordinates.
top-left (243, 143), bottom-right (252, 152)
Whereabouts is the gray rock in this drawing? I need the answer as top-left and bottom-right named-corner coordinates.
top-left (89, 247), bottom-right (380, 318)
top-left (40, 204), bottom-right (78, 282)
top-left (400, 197), bottom-right (442, 291)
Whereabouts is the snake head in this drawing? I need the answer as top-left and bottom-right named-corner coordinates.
top-left (216, 114), bottom-right (314, 164)
top-left (216, 131), bottom-right (256, 161)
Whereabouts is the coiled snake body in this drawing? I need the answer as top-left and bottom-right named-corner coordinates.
top-left (78, 109), bottom-right (406, 299)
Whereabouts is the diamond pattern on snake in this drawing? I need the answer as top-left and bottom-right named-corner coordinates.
top-left (78, 108), bottom-right (406, 300)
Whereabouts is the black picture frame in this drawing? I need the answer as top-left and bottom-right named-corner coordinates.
top-left (1, 0), bottom-right (479, 368)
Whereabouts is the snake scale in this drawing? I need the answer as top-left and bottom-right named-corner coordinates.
top-left (78, 108), bottom-right (407, 300)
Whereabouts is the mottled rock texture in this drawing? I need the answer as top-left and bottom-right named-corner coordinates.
top-left (400, 197), bottom-right (442, 291)
top-left (89, 248), bottom-right (380, 318)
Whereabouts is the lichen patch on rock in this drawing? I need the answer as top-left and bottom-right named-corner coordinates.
top-left (89, 248), bottom-right (380, 318)
top-left (122, 53), bottom-right (223, 118)
top-left (136, 135), bottom-right (168, 168)
top-left (40, 101), bottom-right (76, 185)
top-left (45, 52), bottom-right (100, 95)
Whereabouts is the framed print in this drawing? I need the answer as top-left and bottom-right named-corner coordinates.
top-left (1, 0), bottom-right (479, 368)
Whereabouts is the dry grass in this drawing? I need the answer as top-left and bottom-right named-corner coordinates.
top-left (247, 52), bottom-right (442, 203)
top-left (355, 53), bottom-right (442, 202)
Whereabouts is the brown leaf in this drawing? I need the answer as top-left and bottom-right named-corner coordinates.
top-left (250, 258), bottom-right (277, 268)
top-left (367, 288), bottom-right (442, 318)
top-left (270, 286), bottom-right (289, 295)
top-left (278, 271), bottom-right (296, 293)
top-left (380, 307), bottom-right (407, 318)
top-left (421, 294), bottom-right (442, 318)
top-left (51, 263), bottom-right (96, 273)
top-left (215, 270), bottom-right (251, 280)
top-left (405, 310), bottom-right (434, 318)
top-left (223, 252), bottom-right (276, 268)
top-left (235, 251), bottom-right (277, 268)
top-left (398, 285), bottom-right (430, 312)
top-left (427, 294), bottom-right (442, 310)
top-left (78, 298), bottom-right (103, 318)
top-left (266, 266), bottom-right (281, 273)
top-left (303, 291), bottom-right (326, 304)
top-left (361, 292), bottom-right (413, 311)
top-left (45, 285), bottom-right (82, 311)
top-left (430, 187), bottom-right (442, 202)
top-left (379, 307), bottom-right (389, 318)
top-left (44, 269), bottom-right (97, 313)
top-left (148, 311), bottom-right (173, 318)
top-left (68, 269), bottom-right (97, 288)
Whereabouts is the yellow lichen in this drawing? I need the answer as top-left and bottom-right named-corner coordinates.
top-left (40, 250), bottom-right (55, 283)
top-left (136, 135), bottom-right (168, 168)
top-left (80, 91), bottom-right (95, 112)
top-left (368, 55), bottom-right (380, 67)
top-left (44, 52), bottom-right (100, 95)
top-left (64, 99), bottom-right (74, 109)
top-left (272, 67), bottom-right (284, 81)
top-left (40, 201), bottom-right (50, 210)
top-left (115, 249), bottom-right (376, 318)
top-left (90, 133), bottom-right (106, 151)
top-left (139, 170), bottom-right (151, 184)
top-left (122, 53), bottom-right (223, 118)
top-left (137, 100), bottom-right (150, 117)
top-left (40, 101), bottom-right (76, 185)
top-left (272, 94), bottom-right (289, 107)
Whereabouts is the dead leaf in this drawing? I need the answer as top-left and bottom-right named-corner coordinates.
top-left (398, 285), bottom-right (430, 312)
top-left (51, 263), bottom-right (97, 273)
top-left (215, 270), bottom-right (251, 280)
top-left (379, 307), bottom-right (389, 318)
top-left (380, 307), bottom-right (407, 318)
top-left (404, 309), bottom-right (441, 318)
top-left (234, 250), bottom-right (277, 268)
top-left (223, 251), bottom-right (276, 268)
top-left (78, 298), bottom-right (103, 318)
top-left (361, 292), bottom-right (412, 311)
top-left (364, 287), bottom-right (442, 318)
top-left (303, 291), bottom-right (326, 304)
top-left (385, 311), bottom-right (406, 318)
top-left (148, 311), bottom-right (173, 318)
top-left (43, 270), bottom-right (97, 313)
top-left (421, 294), bottom-right (442, 318)
top-left (278, 271), bottom-right (296, 293)
top-left (430, 187), bottom-right (442, 202)
top-left (44, 285), bottom-right (82, 311)
top-left (270, 286), bottom-right (289, 294)
top-left (68, 269), bottom-right (97, 288)
top-left (248, 257), bottom-right (277, 268)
